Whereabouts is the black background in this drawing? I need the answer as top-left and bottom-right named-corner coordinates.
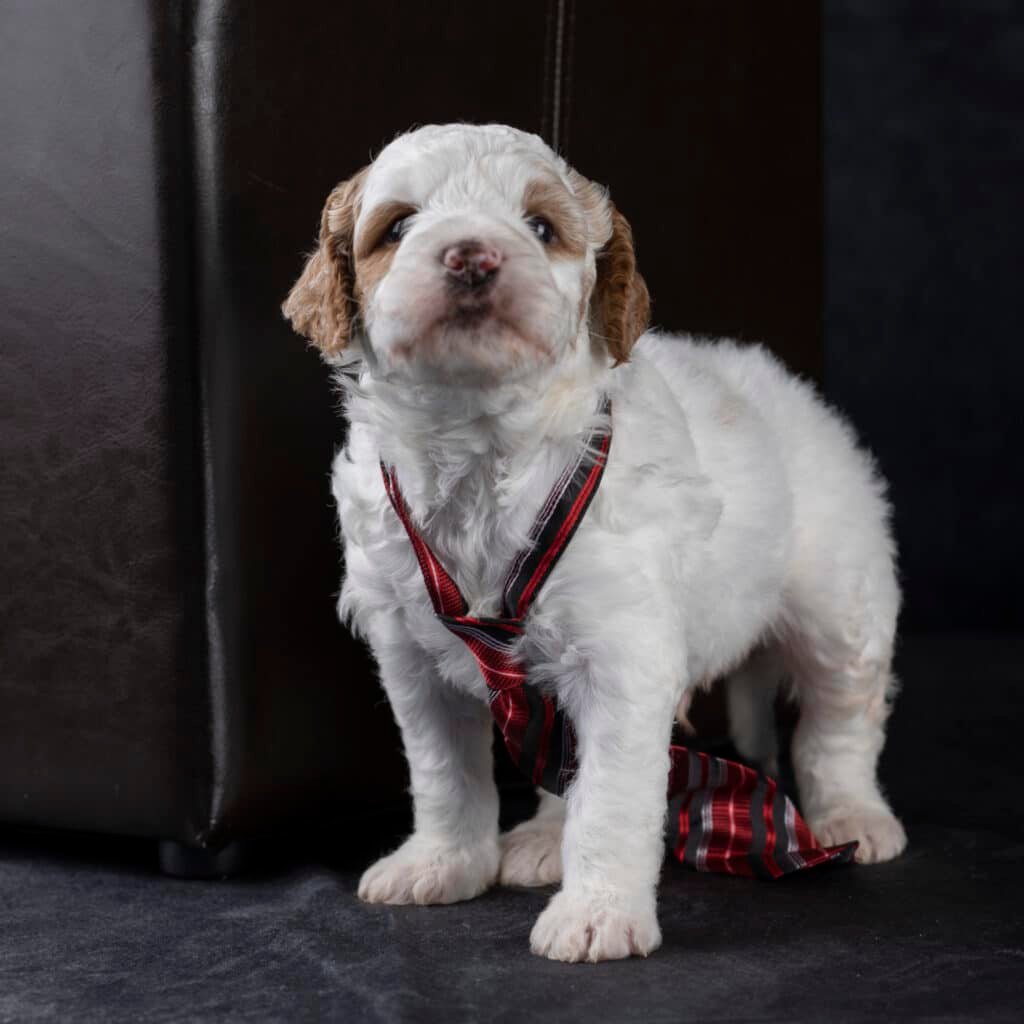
top-left (825, 1), bottom-right (1023, 632)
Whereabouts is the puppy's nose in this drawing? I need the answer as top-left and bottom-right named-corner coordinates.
top-left (441, 240), bottom-right (502, 289)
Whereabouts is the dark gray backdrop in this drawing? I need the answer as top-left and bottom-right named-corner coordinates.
top-left (824, 0), bottom-right (1023, 632)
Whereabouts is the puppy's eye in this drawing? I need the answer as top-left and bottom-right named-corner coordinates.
top-left (385, 216), bottom-right (411, 245)
top-left (526, 215), bottom-right (556, 245)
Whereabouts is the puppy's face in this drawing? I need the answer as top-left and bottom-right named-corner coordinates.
top-left (284, 125), bottom-right (648, 385)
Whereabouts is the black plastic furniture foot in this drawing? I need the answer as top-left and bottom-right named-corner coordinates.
top-left (158, 839), bottom-right (246, 879)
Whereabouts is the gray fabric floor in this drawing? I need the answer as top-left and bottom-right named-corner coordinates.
top-left (2, 823), bottom-right (1023, 1023)
top-left (3, 633), bottom-right (1023, 1022)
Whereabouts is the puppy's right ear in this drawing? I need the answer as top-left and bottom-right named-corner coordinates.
top-left (282, 169), bottom-right (367, 357)
top-left (568, 169), bottom-right (650, 366)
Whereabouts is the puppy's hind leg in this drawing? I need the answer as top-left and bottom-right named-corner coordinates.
top-left (499, 790), bottom-right (565, 888)
top-left (726, 643), bottom-right (784, 777)
top-left (785, 574), bottom-right (907, 865)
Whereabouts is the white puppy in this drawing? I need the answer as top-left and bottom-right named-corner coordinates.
top-left (283, 124), bottom-right (907, 963)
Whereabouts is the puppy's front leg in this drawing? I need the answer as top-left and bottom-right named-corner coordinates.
top-left (358, 625), bottom-right (500, 905)
top-left (530, 660), bottom-right (676, 962)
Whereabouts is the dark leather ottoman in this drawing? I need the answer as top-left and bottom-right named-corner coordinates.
top-left (0, 1), bottom-right (821, 870)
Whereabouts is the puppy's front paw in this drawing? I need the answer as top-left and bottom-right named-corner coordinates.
top-left (811, 806), bottom-right (908, 864)
top-left (358, 835), bottom-right (499, 905)
top-left (499, 819), bottom-right (563, 888)
top-left (529, 890), bottom-right (661, 963)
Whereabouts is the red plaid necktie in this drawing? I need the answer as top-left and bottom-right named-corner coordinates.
top-left (381, 396), bottom-right (857, 877)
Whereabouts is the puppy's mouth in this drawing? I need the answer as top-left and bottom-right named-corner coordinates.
top-left (390, 291), bottom-right (552, 375)
top-left (444, 290), bottom-right (495, 328)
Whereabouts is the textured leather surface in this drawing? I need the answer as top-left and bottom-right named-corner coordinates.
top-left (0, 1), bottom-right (207, 840)
top-left (0, 1), bottom-right (863, 844)
top-left (0, 0), bottom-right (555, 843)
top-left (187, 0), bottom-right (553, 840)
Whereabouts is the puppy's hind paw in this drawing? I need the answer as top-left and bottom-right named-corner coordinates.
top-left (811, 807), bottom-right (908, 864)
top-left (529, 890), bottom-right (661, 963)
top-left (499, 819), bottom-right (563, 888)
top-left (358, 835), bottom-right (499, 905)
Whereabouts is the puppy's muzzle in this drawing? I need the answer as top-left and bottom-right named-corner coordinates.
top-left (442, 240), bottom-right (503, 291)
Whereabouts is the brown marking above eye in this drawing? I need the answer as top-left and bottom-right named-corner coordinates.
top-left (351, 201), bottom-right (417, 303)
top-left (522, 179), bottom-right (588, 259)
top-left (355, 200), bottom-right (418, 260)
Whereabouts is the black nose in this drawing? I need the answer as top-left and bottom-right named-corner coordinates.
top-left (441, 240), bottom-right (503, 289)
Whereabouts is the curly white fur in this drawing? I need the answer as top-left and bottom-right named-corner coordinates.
top-left (285, 124), bottom-right (906, 963)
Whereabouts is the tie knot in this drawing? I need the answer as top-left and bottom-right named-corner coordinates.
top-left (437, 613), bottom-right (524, 638)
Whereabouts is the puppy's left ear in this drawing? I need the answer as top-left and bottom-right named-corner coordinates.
top-left (282, 168), bottom-right (367, 358)
top-left (592, 205), bottom-right (650, 365)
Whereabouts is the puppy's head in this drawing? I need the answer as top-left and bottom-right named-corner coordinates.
top-left (283, 124), bottom-right (648, 384)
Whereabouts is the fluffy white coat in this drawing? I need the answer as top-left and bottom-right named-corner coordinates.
top-left (283, 124), bottom-right (907, 963)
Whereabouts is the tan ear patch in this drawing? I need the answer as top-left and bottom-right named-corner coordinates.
top-left (567, 169), bottom-right (649, 364)
top-left (593, 206), bottom-right (650, 365)
top-left (282, 168), bottom-right (368, 356)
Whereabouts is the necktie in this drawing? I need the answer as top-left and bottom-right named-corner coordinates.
top-left (380, 397), bottom-right (856, 877)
